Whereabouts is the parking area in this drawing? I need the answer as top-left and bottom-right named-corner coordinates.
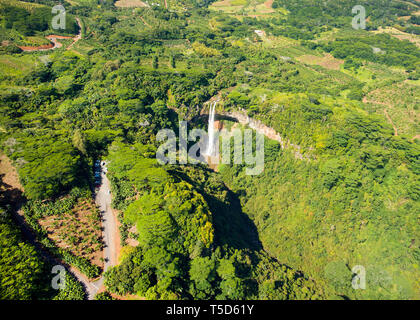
top-left (94, 160), bottom-right (108, 191)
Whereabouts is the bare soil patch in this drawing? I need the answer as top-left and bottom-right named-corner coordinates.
top-left (0, 154), bottom-right (23, 191)
top-left (109, 292), bottom-right (145, 300)
top-left (126, 225), bottom-right (139, 247)
top-left (114, 0), bottom-right (149, 7)
top-left (265, 0), bottom-right (273, 9)
top-left (38, 199), bottom-right (104, 268)
top-left (0, 154), bottom-right (23, 207)
top-left (19, 17), bottom-right (82, 52)
top-left (212, 0), bottom-right (231, 7)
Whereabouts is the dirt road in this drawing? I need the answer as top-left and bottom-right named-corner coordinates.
top-left (19, 17), bottom-right (82, 52)
top-left (85, 163), bottom-right (120, 299)
top-left (51, 162), bottom-right (119, 300)
top-left (0, 155), bottom-right (119, 300)
top-left (96, 163), bottom-right (118, 273)
top-left (67, 18), bottom-right (82, 50)
top-left (52, 163), bottom-right (119, 300)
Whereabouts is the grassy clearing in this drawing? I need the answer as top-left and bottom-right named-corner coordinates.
top-left (297, 54), bottom-right (344, 70)
top-left (65, 0), bottom-right (97, 5)
top-left (363, 81), bottom-right (420, 137)
top-left (0, 54), bottom-right (39, 79)
top-left (340, 65), bottom-right (375, 82)
top-left (20, 36), bottom-right (51, 46)
top-left (0, 0), bottom-right (45, 11)
top-left (372, 27), bottom-right (420, 48)
top-left (339, 60), bottom-right (406, 85)
top-left (69, 39), bottom-right (96, 55)
top-left (338, 61), bottom-right (419, 136)
top-left (258, 35), bottom-right (315, 58)
top-left (210, 0), bottom-right (275, 16)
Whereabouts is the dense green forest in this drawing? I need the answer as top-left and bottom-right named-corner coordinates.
top-left (0, 171), bottom-right (85, 299)
top-left (102, 141), bottom-right (322, 299)
top-left (0, 209), bottom-right (44, 299)
top-left (0, 0), bottom-right (419, 300)
top-left (0, 0), bottom-right (79, 49)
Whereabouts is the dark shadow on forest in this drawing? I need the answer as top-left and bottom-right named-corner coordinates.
top-left (0, 174), bottom-right (89, 299)
top-left (170, 168), bottom-right (263, 251)
top-left (190, 113), bottom-right (239, 125)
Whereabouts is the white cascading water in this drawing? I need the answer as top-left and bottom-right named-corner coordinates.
top-left (206, 101), bottom-right (217, 156)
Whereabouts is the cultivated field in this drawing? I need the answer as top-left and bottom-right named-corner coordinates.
top-left (297, 54), bottom-right (344, 71)
top-left (38, 199), bottom-right (104, 268)
top-left (373, 27), bottom-right (420, 48)
top-left (0, 55), bottom-right (39, 79)
top-left (210, 0), bottom-right (276, 16)
top-left (363, 81), bottom-right (420, 137)
top-left (115, 0), bottom-right (149, 8)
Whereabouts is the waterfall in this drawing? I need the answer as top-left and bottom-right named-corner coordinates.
top-left (206, 101), bottom-right (217, 156)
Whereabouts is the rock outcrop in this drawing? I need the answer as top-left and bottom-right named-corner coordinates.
top-left (202, 106), bottom-right (310, 161)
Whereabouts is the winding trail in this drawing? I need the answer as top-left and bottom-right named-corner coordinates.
top-left (383, 109), bottom-right (399, 136)
top-left (19, 18), bottom-right (82, 52)
top-left (363, 97), bottom-right (399, 136)
top-left (139, 16), bottom-right (151, 28)
top-left (66, 18), bottom-right (83, 50)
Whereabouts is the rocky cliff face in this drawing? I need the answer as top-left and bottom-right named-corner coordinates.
top-left (217, 108), bottom-right (310, 161)
top-left (221, 110), bottom-right (286, 148)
